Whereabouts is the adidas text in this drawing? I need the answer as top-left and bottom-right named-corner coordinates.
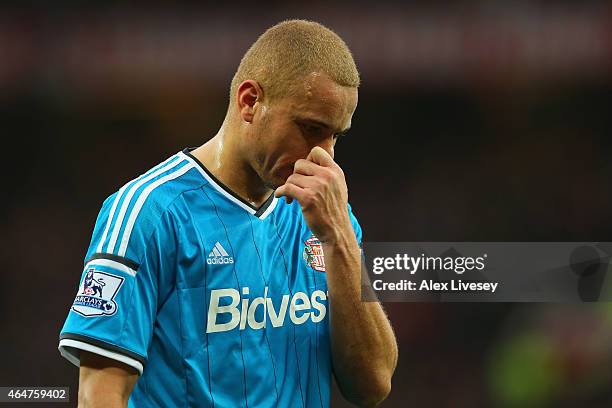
top-left (207, 242), bottom-right (234, 265)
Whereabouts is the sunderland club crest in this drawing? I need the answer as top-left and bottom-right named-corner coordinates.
top-left (71, 268), bottom-right (124, 317)
top-left (303, 235), bottom-right (326, 272)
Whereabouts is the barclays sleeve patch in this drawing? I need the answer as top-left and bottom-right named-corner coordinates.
top-left (71, 268), bottom-right (125, 317)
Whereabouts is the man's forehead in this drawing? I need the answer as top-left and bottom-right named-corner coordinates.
top-left (290, 72), bottom-right (357, 131)
top-left (299, 72), bottom-right (356, 101)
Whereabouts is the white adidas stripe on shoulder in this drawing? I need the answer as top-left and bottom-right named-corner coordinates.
top-left (117, 162), bottom-right (195, 257)
top-left (106, 157), bottom-right (187, 254)
top-left (96, 154), bottom-right (181, 254)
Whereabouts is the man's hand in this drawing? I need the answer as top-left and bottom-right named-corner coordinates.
top-left (276, 145), bottom-right (397, 406)
top-left (275, 146), bottom-right (351, 244)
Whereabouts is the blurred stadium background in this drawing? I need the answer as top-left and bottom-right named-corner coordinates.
top-left (2, 1), bottom-right (612, 407)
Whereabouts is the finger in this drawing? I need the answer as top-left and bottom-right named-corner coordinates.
top-left (286, 173), bottom-right (317, 189)
top-left (275, 183), bottom-right (307, 204)
top-left (306, 146), bottom-right (335, 167)
top-left (293, 159), bottom-right (321, 176)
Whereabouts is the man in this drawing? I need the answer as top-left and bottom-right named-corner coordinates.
top-left (59, 19), bottom-right (397, 407)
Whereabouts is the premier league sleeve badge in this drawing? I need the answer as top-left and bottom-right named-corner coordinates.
top-left (71, 268), bottom-right (125, 317)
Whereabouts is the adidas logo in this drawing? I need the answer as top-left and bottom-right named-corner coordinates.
top-left (207, 242), bottom-right (234, 265)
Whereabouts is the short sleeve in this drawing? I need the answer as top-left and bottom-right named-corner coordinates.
top-left (58, 192), bottom-right (177, 375)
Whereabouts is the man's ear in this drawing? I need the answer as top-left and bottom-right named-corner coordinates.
top-left (236, 80), bottom-right (264, 123)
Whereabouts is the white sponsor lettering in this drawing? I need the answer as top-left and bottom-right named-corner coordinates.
top-left (206, 287), bottom-right (328, 333)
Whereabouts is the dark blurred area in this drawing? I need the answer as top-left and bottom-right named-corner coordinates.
top-left (2, 1), bottom-right (612, 407)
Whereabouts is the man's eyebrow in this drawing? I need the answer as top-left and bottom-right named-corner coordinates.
top-left (335, 126), bottom-right (351, 136)
top-left (299, 118), bottom-right (351, 134)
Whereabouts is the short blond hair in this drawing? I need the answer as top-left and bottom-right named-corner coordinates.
top-left (229, 19), bottom-right (360, 105)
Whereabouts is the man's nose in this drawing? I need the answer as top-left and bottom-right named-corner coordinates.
top-left (315, 137), bottom-right (334, 159)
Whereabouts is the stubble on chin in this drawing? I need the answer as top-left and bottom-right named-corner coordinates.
top-left (252, 155), bottom-right (282, 191)
top-left (263, 179), bottom-right (280, 190)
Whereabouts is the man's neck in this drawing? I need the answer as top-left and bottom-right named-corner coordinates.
top-left (190, 132), bottom-right (272, 208)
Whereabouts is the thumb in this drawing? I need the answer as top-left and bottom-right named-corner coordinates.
top-left (306, 146), bottom-right (334, 167)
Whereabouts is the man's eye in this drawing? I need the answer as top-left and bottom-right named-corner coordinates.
top-left (301, 123), bottom-right (321, 134)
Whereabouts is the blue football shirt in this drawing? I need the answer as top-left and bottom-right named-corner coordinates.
top-left (59, 148), bottom-right (362, 407)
